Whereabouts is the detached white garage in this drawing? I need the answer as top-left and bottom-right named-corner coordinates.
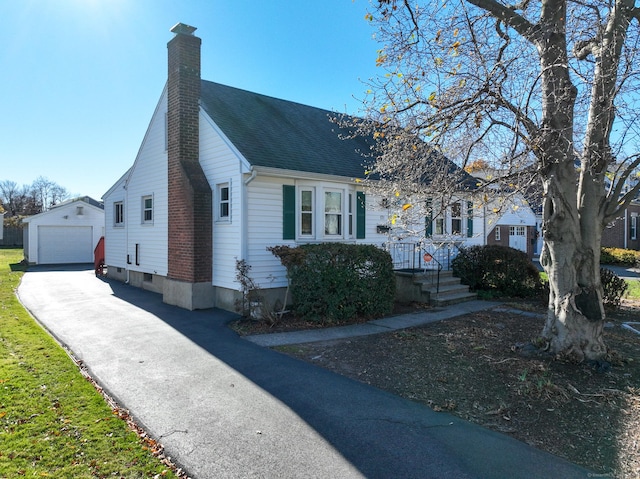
top-left (23, 197), bottom-right (105, 265)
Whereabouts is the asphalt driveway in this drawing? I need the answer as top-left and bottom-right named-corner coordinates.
top-left (17, 266), bottom-right (591, 478)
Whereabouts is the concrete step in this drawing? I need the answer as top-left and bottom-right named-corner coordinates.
top-left (415, 276), bottom-right (464, 288)
top-left (421, 282), bottom-right (472, 295)
top-left (431, 290), bottom-right (478, 307)
top-left (394, 269), bottom-right (477, 307)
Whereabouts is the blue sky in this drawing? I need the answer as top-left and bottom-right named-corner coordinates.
top-left (1, 0), bottom-right (380, 201)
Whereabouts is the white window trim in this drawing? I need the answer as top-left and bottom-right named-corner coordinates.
top-left (299, 187), bottom-right (315, 238)
top-left (323, 189), bottom-right (344, 238)
top-left (295, 184), bottom-right (357, 241)
top-left (631, 214), bottom-right (638, 240)
top-left (451, 202), bottom-right (462, 236)
top-left (495, 226), bottom-right (501, 241)
top-left (142, 195), bottom-right (153, 225)
top-left (114, 201), bottom-right (124, 227)
top-left (216, 182), bottom-right (231, 222)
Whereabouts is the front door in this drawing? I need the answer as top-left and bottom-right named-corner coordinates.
top-left (509, 226), bottom-right (527, 253)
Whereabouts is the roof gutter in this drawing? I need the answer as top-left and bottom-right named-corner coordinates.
top-left (251, 165), bottom-right (362, 184)
top-left (244, 167), bottom-right (257, 185)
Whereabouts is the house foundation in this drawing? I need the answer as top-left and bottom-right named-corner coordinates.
top-left (163, 278), bottom-right (215, 311)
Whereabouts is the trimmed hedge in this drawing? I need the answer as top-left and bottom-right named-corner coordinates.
top-left (600, 267), bottom-right (628, 309)
top-left (269, 243), bottom-right (395, 323)
top-left (452, 245), bottom-right (543, 298)
top-left (601, 247), bottom-right (640, 267)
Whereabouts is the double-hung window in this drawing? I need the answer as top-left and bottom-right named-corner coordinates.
top-left (142, 195), bottom-right (153, 224)
top-left (324, 191), bottom-right (342, 236)
top-left (217, 183), bottom-right (230, 221)
top-left (631, 215), bottom-right (638, 240)
top-left (283, 185), bottom-right (365, 241)
top-left (300, 188), bottom-right (314, 236)
top-left (451, 202), bottom-right (462, 235)
top-left (114, 201), bottom-right (124, 227)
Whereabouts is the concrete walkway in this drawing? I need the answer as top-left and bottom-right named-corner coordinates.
top-left (17, 266), bottom-right (592, 479)
top-left (245, 300), bottom-right (504, 347)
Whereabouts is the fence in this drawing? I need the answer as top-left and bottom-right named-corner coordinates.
top-left (0, 226), bottom-right (24, 247)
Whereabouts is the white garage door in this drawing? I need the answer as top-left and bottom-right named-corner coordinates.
top-left (38, 226), bottom-right (93, 264)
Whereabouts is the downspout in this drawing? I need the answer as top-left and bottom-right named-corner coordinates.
top-left (241, 167), bottom-right (257, 261)
top-left (125, 183), bottom-right (130, 284)
top-left (624, 208), bottom-right (628, 249)
top-left (483, 203), bottom-right (487, 246)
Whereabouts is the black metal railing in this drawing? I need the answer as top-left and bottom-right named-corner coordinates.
top-left (384, 241), bottom-right (466, 295)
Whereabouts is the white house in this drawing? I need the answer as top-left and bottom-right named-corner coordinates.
top-left (103, 23), bottom-right (534, 312)
top-left (23, 197), bottom-right (105, 265)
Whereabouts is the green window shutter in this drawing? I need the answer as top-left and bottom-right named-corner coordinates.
top-left (425, 200), bottom-right (433, 237)
top-left (467, 201), bottom-right (473, 237)
top-left (283, 185), bottom-right (296, 240)
top-left (356, 192), bottom-right (366, 239)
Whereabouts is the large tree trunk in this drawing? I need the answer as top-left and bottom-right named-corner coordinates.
top-left (534, 0), bottom-right (607, 362)
top-left (539, 172), bottom-right (607, 361)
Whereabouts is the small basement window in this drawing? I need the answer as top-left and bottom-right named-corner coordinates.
top-left (143, 273), bottom-right (153, 282)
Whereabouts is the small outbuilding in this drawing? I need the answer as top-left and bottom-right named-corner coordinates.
top-left (23, 197), bottom-right (105, 265)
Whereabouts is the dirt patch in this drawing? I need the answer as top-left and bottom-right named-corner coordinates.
top-left (232, 300), bottom-right (640, 477)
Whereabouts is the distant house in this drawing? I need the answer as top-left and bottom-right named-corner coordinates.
top-left (601, 200), bottom-right (640, 251)
top-left (23, 197), bottom-right (104, 265)
top-left (459, 166), bottom-right (539, 258)
top-left (103, 23), bottom-right (536, 312)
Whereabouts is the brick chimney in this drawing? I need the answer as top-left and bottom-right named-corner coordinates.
top-left (164, 23), bottom-right (214, 310)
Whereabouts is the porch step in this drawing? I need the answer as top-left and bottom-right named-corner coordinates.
top-left (416, 276), bottom-right (477, 307)
top-left (430, 290), bottom-right (478, 307)
top-left (394, 270), bottom-right (477, 307)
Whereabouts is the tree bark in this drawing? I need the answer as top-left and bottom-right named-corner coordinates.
top-left (535, 0), bottom-right (607, 361)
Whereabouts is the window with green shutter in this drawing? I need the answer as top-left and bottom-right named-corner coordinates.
top-left (283, 185), bottom-right (296, 240)
top-left (425, 199), bottom-right (433, 237)
top-left (467, 201), bottom-right (473, 237)
top-left (356, 192), bottom-right (366, 239)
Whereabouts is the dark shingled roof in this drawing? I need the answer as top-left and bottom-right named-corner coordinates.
top-left (199, 81), bottom-right (373, 178)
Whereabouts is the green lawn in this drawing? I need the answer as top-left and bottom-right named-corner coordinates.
top-left (626, 278), bottom-right (640, 300)
top-left (0, 248), bottom-right (179, 478)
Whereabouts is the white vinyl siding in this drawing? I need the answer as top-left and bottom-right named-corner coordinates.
top-left (199, 110), bottom-right (243, 289)
top-left (103, 174), bottom-right (128, 269)
top-left (121, 87), bottom-right (169, 275)
top-left (244, 177), bottom-right (289, 288)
